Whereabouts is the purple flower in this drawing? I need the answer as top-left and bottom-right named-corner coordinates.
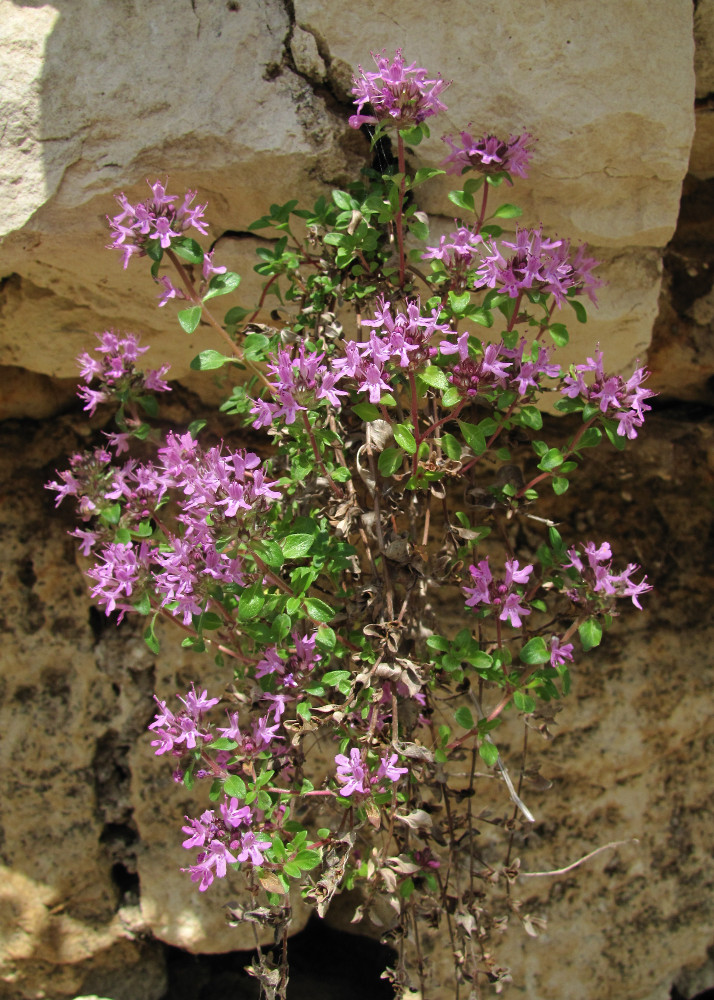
top-left (441, 131), bottom-right (535, 179)
top-left (335, 747), bottom-right (368, 796)
top-left (549, 636), bottom-right (575, 669)
top-left (253, 713), bottom-right (284, 748)
top-left (444, 340), bottom-right (512, 399)
top-left (561, 350), bottom-right (655, 439)
top-left (181, 809), bottom-right (217, 849)
top-left (249, 344), bottom-right (347, 429)
top-left (220, 797), bottom-right (252, 829)
top-left (349, 49), bottom-right (449, 130)
top-left (185, 839), bottom-right (238, 891)
top-left (463, 556), bottom-right (534, 628)
top-left (236, 831), bottom-right (272, 866)
top-left (107, 179), bottom-right (209, 269)
top-left (376, 754), bottom-right (409, 783)
top-left (422, 226), bottom-right (484, 274)
top-left (157, 275), bottom-right (185, 307)
top-left (563, 541), bottom-right (651, 609)
top-left (473, 227), bottom-right (602, 306)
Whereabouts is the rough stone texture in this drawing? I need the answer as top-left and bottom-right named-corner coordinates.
top-left (3, 400), bottom-right (714, 1000)
top-left (1, 2), bottom-right (713, 999)
top-left (0, 0), bottom-right (695, 417)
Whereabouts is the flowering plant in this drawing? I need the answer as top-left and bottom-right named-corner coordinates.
top-left (49, 48), bottom-right (652, 999)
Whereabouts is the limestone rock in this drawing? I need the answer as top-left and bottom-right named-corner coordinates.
top-left (0, 0), bottom-right (696, 417)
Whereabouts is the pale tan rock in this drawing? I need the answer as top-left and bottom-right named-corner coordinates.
top-left (0, 0), bottom-right (696, 417)
top-left (291, 25), bottom-right (327, 82)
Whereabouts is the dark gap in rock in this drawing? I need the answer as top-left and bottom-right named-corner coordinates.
top-left (110, 861), bottom-right (140, 900)
top-left (16, 555), bottom-right (36, 588)
top-left (672, 988), bottom-right (714, 1000)
top-left (159, 915), bottom-right (396, 1000)
top-left (99, 822), bottom-right (138, 847)
top-left (89, 604), bottom-right (109, 642)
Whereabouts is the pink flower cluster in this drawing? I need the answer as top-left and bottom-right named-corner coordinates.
top-left (563, 541), bottom-right (651, 609)
top-left (349, 48), bottom-right (449, 130)
top-left (250, 344), bottom-right (347, 429)
top-left (474, 226), bottom-right (603, 306)
top-left (438, 333), bottom-right (560, 401)
top-left (76, 331), bottom-right (171, 415)
top-left (107, 178), bottom-right (208, 269)
top-left (561, 349), bottom-right (655, 439)
top-left (334, 747), bottom-right (408, 797)
top-left (463, 557), bottom-right (534, 627)
top-left (149, 685), bottom-right (219, 756)
top-left (422, 226), bottom-right (484, 274)
top-left (441, 130), bottom-right (535, 178)
top-left (182, 802), bottom-right (271, 892)
top-left (331, 296), bottom-right (450, 403)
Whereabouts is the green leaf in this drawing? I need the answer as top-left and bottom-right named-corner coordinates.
top-left (577, 427), bottom-right (602, 450)
top-left (208, 737), bottom-right (238, 751)
top-left (190, 349), bottom-right (233, 371)
top-left (323, 670), bottom-right (351, 687)
top-left (331, 466), bottom-right (351, 482)
top-left (224, 305), bottom-right (252, 326)
top-left (458, 421), bottom-right (486, 456)
top-left (197, 611), bottom-right (223, 631)
top-left (520, 637), bottom-right (550, 664)
top-left (479, 742), bottom-right (499, 767)
top-left (454, 706), bottom-right (474, 730)
top-left (137, 394), bottom-right (158, 418)
top-left (448, 189), bottom-right (475, 213)
top-left (171, 238), bottom-right (204, 264)
top-left (254, 539), bottom-right (284, 569)
top-left (283, 861), bottom-right (303, 879)
top-left (412, 166), bottom-right (445, 186)
top-left (569, 298), bottom-right (588, 323)
top-left (441, 433), bottom-right (461, 460)
top-left (442, 386), bottom-right (461, 408)
top-left (519, 405), bottom-right (543, 430)
top-left (132, 592), bottom-right (151, 615)
top-left (538, 448), bottom-right (564, 471)
top-left (513, 691), bottom-right (536, 713)
top-left (378, 447), bottom-right (404, 477)
top-left (448, 290), bottom-right (472, 315)
top-left (353, 401), bottom-right (381, 421)
top-left (281, 534), bottom-right (314, 559)
top-left (420, 365), bottom-right (450, 391)
top-left (143, 619), bottom-right (160, 654)
top-left (224, 774), bottom-right (247, 799)
top-left (295, 849), bottom-right (322, 870)
top-left (316, 625), bottom-right (336, 650)
top-left (393, 423), bottom-right (417, 454)
top-left (549, 323), bottom-right (569, 347)
top-left (303, 597), bottom-right (335, 623)
top-left (579, 619), bottom-right (603, 651)
top-left (552, 476), bottom-right (569, 494)
top-left (203, 271), bottom-right (241, 302)
top-left (178, 306), bottom-right (202, 334)
top-left (238, 582), bottom-right (265, 621)
top-left (492, 203), bottom-right (523, 219)
top-left (242, 332), bottom-right (270, 359)
top-left (332, 189), bottom-right (356, 210)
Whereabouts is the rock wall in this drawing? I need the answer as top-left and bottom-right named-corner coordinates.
top-left (0, 0), bottom-right (695, 413)
top-left (2, 2), bottom-right (714, 999)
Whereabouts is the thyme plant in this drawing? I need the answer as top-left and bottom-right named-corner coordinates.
top-left (49, 49), bottom-right (652, 1000)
